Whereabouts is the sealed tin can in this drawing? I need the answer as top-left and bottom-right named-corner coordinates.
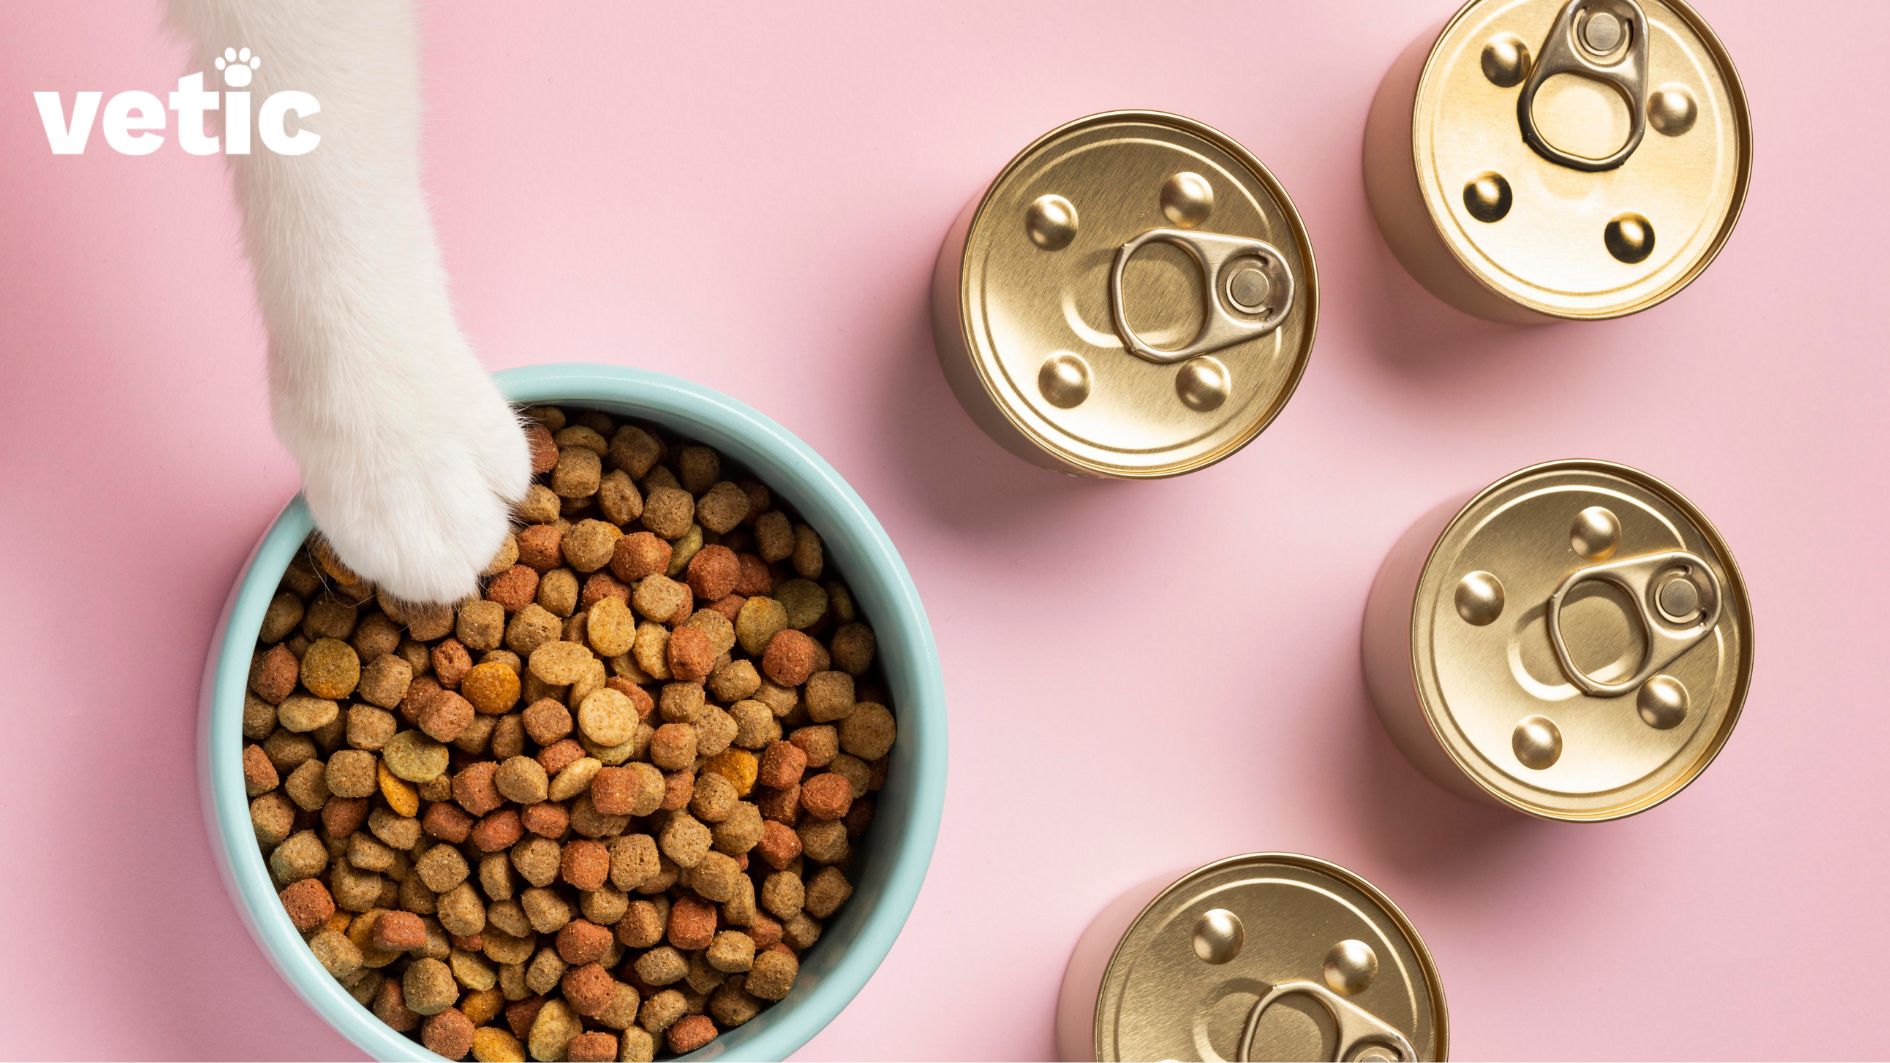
top-left (1056, 853), bottom-right (1446, 1061)
top-left (1363, 0), bottom-right (1751, 322)
top-left (931, 111), bottom-right (1317, 477)
top-left (1361, 460), bottom-right (1752, 820)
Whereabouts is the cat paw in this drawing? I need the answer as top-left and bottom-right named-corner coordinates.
top-left (281, 364), bottom-right (530, 606)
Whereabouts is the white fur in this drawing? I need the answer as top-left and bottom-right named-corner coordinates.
top-left (168, 0), bottom-right (529, 604)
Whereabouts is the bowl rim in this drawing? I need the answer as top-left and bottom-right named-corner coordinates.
top-left (200, 363), bottom-right (947, 1061)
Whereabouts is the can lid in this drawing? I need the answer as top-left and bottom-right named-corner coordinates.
top-left (1095, 854), bottom-right (1446, 1061)
top-left (1412, 460), bottom-right (1753, 820)
top-left (953, 111), bottom-right (1317, 477)
top-left (1411, 0), bottom-right (1751, 317)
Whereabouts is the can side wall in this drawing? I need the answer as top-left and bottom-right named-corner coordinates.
top-left (928, 193), bottom-right (1092, 476)
top-left (1362, 26), bottom-right (1548, 326)
top-left (1053, 870), bottom-right (1180, 1061)
top-left (1360, 492), bottom-right (1498, 806)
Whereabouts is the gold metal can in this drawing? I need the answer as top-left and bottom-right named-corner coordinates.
top-left (1363, 0), bottom-right (1751, 322)
top-left (1055, 854), bottom-right (1447, 1062)
top-left (931, 111), bottom-right (1317, 477)
top-left (1361, 460), bottom-right (1753, 820)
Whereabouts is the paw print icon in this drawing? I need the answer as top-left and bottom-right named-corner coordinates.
top-left (215, 46), bottom-right (261, 88)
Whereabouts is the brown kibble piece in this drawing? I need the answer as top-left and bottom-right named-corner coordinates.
top-left (373, 909), bottom-right (427, 951)
top-left (486, 565), bottom-right (540, 613)
top-left (800, 772), bottom-right (853, 821)
top-left (403, 957), bottom-right (458, 1016)
top-left (495, 756), bottom-right (550, 805)
top-left (250, 644), bottom-right (299, 704)
top-left (422, 1008), bottom-right (476, 1060)
top-left (667, 894), bottom-right (718, 951)
top-left (419, 689), bottom-right (476, 743)
top-left (665, 626), bottom-right (714, 683)
top-left (684, 545), bottom-right (740, 601)
top-left (745, 948), bottom-right (798, 1001)
top-left (561, 962), bottom-right (615, 1016)
top-left (300, 638), bottom-right (361, 699)
top-left (525, 421), bottom-right (558, 474)
top-left (567, 1031), bottom-right (619, 1063)
top-left (560, 839), bottom-right (610, 891)
top-left (280, 878), bottom-right (335, 931)
top-left (667, 1015), bottom-right (717, 1055)
top-left (761, 629), bottom-right (818, 686)
top-left (461, 662), bottom-right (521, 715)
top-left (757, 741), bottom-right (807, 791)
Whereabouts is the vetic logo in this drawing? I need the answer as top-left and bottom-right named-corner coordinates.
top-left (34, 47), bottom-right (320, 157)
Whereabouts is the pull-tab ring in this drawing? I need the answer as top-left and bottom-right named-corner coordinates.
top-left (1109, 228), bottom-right (1294, 365)
top-left (1237, 981), bottom-right (1417, 1063)
top-left (1517, 0), bottom-right (1650, 171)
top-left (1547, 550), bottom-right (1722, 697)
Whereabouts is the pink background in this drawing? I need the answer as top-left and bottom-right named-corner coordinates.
top-left (2, 1), bottom-right (1884, 1059)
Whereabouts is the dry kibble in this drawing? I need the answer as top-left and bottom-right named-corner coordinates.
top-left (567, 1031), bottom-right (619, 1063)
top-left (357, 656), bottom-right (413, 710)
top-left (495, 756), bottom-right (550, 805)
top-left (840, 702), bottom-right (896, 760)
top-left (667, 1014), bottom-right (717, 1055)
top-left (695, 482), bottom-right (750, 535)
top-left (745, 949), bottom-right (798, 1001)
top-left (536, 569), bottom-right (580, 617)
top-left (462, 662), bottom-right (521, 716)
top-left (664, 626), bottom-right (714, 683)
top-left (486, 565), bottom-right (540, 613)
top-left (552, 447), bottom-right (602, 499)
top-left (648, 724), bottom-right (697, 772)
top-left (383, 730), bottom-right (450, 782)
top-left (562, 519), bottom-right (621, 574)
top-left (733, 597), bottom-right (788, 657)
top-left (457, 600), bottom-right (507, 651)
top-left (803, 671), bottom-right (855, 723)
top-left (761, 630), bottom-right (818, 687)
top-left (325, 749), bottom-right (378, 799)
top-left (301, 638), bottom-right (361, 699)
top-left (256, 406), bottom-right (899, 1056)
top-left (278, 693), bottom-right (339, 734)
top-left (527, 997), bottom-right (583, 1061)
top-left (757, 741), bottom-right (807, 791)
top-left (641, 487), bottom-right (695, 540)
top-left (528, 641), bottom-right (592, 686)
top-left (576, 688), bottom-right (637, 747)
top-left (420, 690), bottom-right (476, 743)
top-left (242, 744), bottom-right (278, 796)
top-left (433, 639), bottom-right (475, 689)
top-left (586, 596), bottom-right (635, 657)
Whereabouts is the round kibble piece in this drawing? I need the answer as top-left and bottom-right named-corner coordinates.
top-left (300, 638), bottom-right (361, 699)
top-left (494, 756), bottom-right (550, 805)
top-left (576, 687), bottom-right (637, 747)
top-left (665, 626), bottom-right (714, 683)
top-left (422, 1008), bottom-right (476, 1060)
top-left (403, 957), bottom-right (459, 1016)
top-left (641, 487), bottom-right (695, 540)
top-left (562, 519), bottom-right (621, 573)
top-left (419, 690), bottom-right (476, 742)
top-left (840, 701), bottom-right (896, 760)
top-left (762, 629), bottom-right (818, 686)
top-left (383, 730), bottom-right (450, 782)
top-left (528, 641), bottom-right (592, 686)
top-left (461, 662), bottom-right (520, 715)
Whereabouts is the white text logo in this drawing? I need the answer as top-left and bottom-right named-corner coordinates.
top-left (34, 48), bottom-right (320, 156)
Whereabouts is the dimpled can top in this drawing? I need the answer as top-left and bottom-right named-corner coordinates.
top-left (1095, 854), bottom-right (1445, 1062)
top-left (1412, 460), bottom-right (1753, 819)
top-left (947, 111), bottom-right (1317, 477)
top-left (1412, 0), bottom-right (1751, 317)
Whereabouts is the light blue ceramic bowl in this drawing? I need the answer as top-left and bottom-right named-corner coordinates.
top-left (200, 363), bottom-right (947, 1060)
